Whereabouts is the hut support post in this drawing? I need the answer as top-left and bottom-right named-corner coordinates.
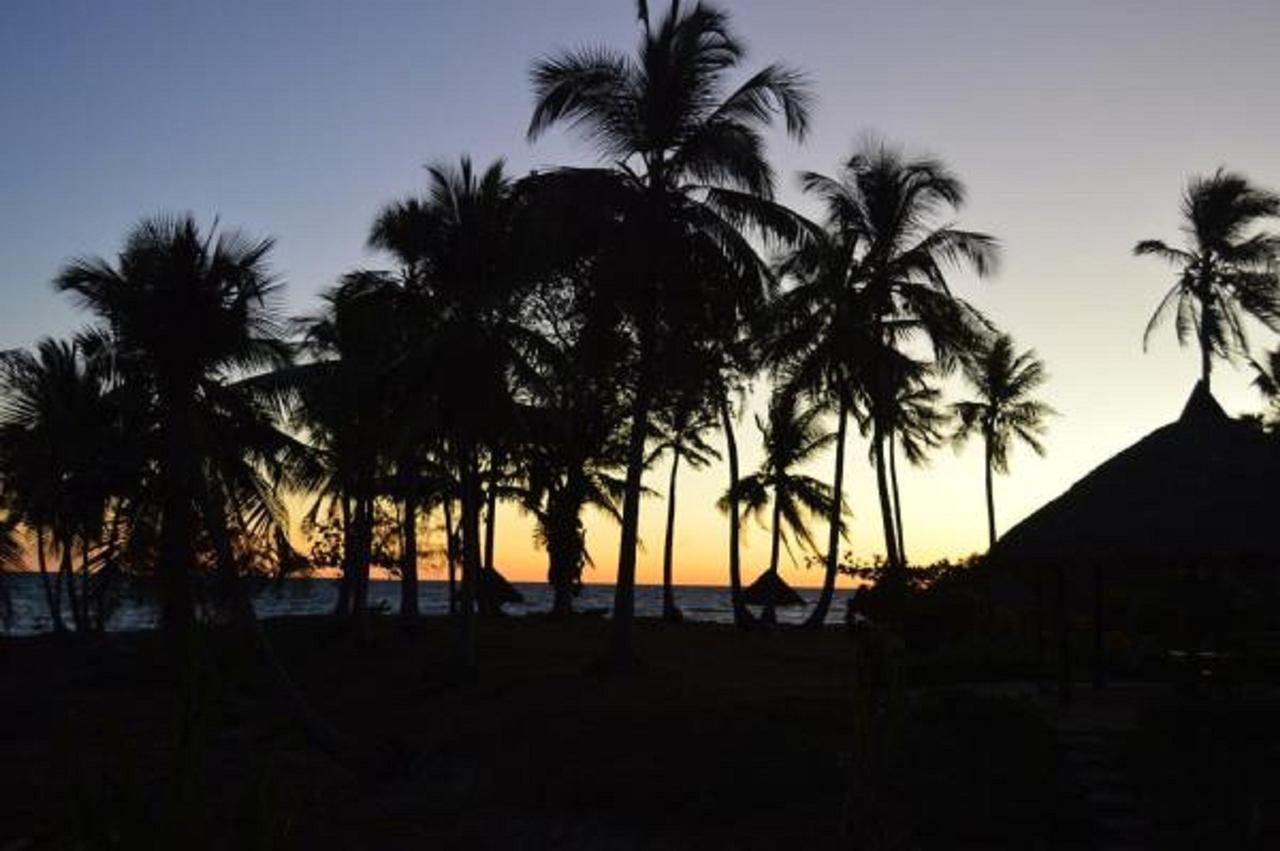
top-left (1035, 561), bottom-right (1046, 688)
top-left (1056, 561), bottom-right (1071, 705)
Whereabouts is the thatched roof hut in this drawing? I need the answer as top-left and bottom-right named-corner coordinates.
top-left (743, 569), bottom-right (806, 608)
top-left (992, 383), bottom-right (1280, 568)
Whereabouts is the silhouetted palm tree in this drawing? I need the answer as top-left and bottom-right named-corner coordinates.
top-left (528, 0), bottom-right (811, 663)
top-left (0, 338), bottom-right (121, 630)
top-left (952, 334), bottom-right (1054, 549)
top-left (55, 215), bottom-right (289, 638)
top-left (367, 156), bottom-right (534, 669)
top-left (1251, 347), bottom-right (1280, 420)
top-left (879, 372), bottom-right (948, 564)
top-left (1135, 169), bottom-right (1280, 392)
top-left (720, 388), bottom-right (838, 622)
top-left (288, 273), bottom-right (403, 622)
top-left (798, 141), bottom-right (997, 578)
top-left (649, 387), bottom-right (720, 621)
top-left (772, 140), bottom-right (996, 622)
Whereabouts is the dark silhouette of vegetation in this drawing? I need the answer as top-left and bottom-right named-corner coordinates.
top-left (649, 386), bottom-right (720, 622)
top-left (1135, 168), bottom-right (1280, 391)
top-left (719, 387), bottom-right (838, 623)
top-left (952, 333), bottom-right (1054, 549)
top-left (17, 3), bottom-right (1280, 846)
top-left (527, 0), bottom-right (811, 665)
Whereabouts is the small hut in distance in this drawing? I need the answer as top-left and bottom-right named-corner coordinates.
top-left (990, 382), bottom-right (1280, 659)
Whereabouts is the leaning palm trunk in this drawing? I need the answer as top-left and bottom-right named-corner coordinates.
top-left (872, 426), bottom-right (902, 573)
top-left (889, 432), bottom-right (906, 565)
top-left (984, 431), bottom-right (997, 550)
top-left (197, 479), bottom-right (385, 778)
top-left (660, 452), bottom-right (682, 622)
top-left (607, 333), bottom-right (656, 666)
top-left (806, 395), bottom-right (849, 628)
top-left (719, 396), bottom-right (755, 630)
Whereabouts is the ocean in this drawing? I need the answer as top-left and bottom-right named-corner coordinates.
top-left (0, 572), bottom-right (853, 635)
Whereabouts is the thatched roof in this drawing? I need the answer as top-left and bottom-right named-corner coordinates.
top-left (743, 569), bottom-right (806, 608)
top-left (991, 383), bottom-right (1280, 565)
top-left (481, 568), bottom-right (525, 605)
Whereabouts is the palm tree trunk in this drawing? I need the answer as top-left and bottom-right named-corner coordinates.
top-left (196, 476), bottom-right (382, 778)
top-left (872, 425), bottom-right (902, 573)
top-left (984, 435), bottom-right (997, 550)
top-left (59, 538), bottom-right (81, 632)
top-left (479, 451), bottom-right (501, 616)
top-left (719, 395), bottom-right (755, 631)
top-left (335, 495), bottom-right (354, 618)
top-left (455, 446), bottom-right (482, 673)
top-left (607, 334), bottom-right (656, 667)
top-left (444, 496), bottom-right (457, 615)
top-left (352, 495), bottom-right (372, 619)
top-left (34, 525), bottom-right (64, 633)
top-left (889, 431), bottom-right (906, 565)
top-left (546, 489), bottom-right (579, 619)
top-left (763, 488), bottom-right (783, 625)
top-left (399, 467), bottom-right (419, 619)
top-left (660, 452), bottom-right (682, 622)
top-left (1199, 320), bottom-right (1212, 392)
top-left (805, 394), bottom-right (848, 628)
top-left (158, 397), bottom-right (197, 640)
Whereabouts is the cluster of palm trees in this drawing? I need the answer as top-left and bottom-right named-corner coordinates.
top-left (0, 2), bottom-right (1066, 667)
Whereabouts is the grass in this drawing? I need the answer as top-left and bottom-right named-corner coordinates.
top-left (1, 616), bottom-right (1086, 849)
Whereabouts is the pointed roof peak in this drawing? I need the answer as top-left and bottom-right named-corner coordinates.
top-left (1179, 380), bottom-right (1228, 427)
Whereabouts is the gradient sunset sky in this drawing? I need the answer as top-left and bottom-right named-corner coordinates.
top-left (3, 1), bottom-right (1279, 587)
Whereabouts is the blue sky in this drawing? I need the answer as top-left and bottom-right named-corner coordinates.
top-left (4, 0), bottom-right (1280, 580)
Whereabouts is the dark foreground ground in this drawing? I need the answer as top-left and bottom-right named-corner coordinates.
top-left (0, 616), bottom-right (1274, 849)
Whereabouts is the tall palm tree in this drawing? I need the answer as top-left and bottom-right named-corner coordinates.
top-left (952, 334), bottom-right (1054, 549)
top-left (879, 373), bottom-right (948, 564)
top-left (720, 388), bottom-right (839, 622)
top-left (528, 0), bottom-right (810, 663)
top-left (288, 273), bottom-right (402, 622)
top-left (808, 141), bottom-right (996, 575)
top-left (55, 215), bottom-right (290, 637)
top-left (772, 139), bottom-right (996, 622)
top-left (1135, 169), bottom-right (1280, 392)
top-left (649, 386), bottom-right (720, 622)
top-left (368, 156), bottom-right (534, 670)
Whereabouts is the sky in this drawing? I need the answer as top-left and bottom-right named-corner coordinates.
top-left (3, 0), bottom-right (1280, 588)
